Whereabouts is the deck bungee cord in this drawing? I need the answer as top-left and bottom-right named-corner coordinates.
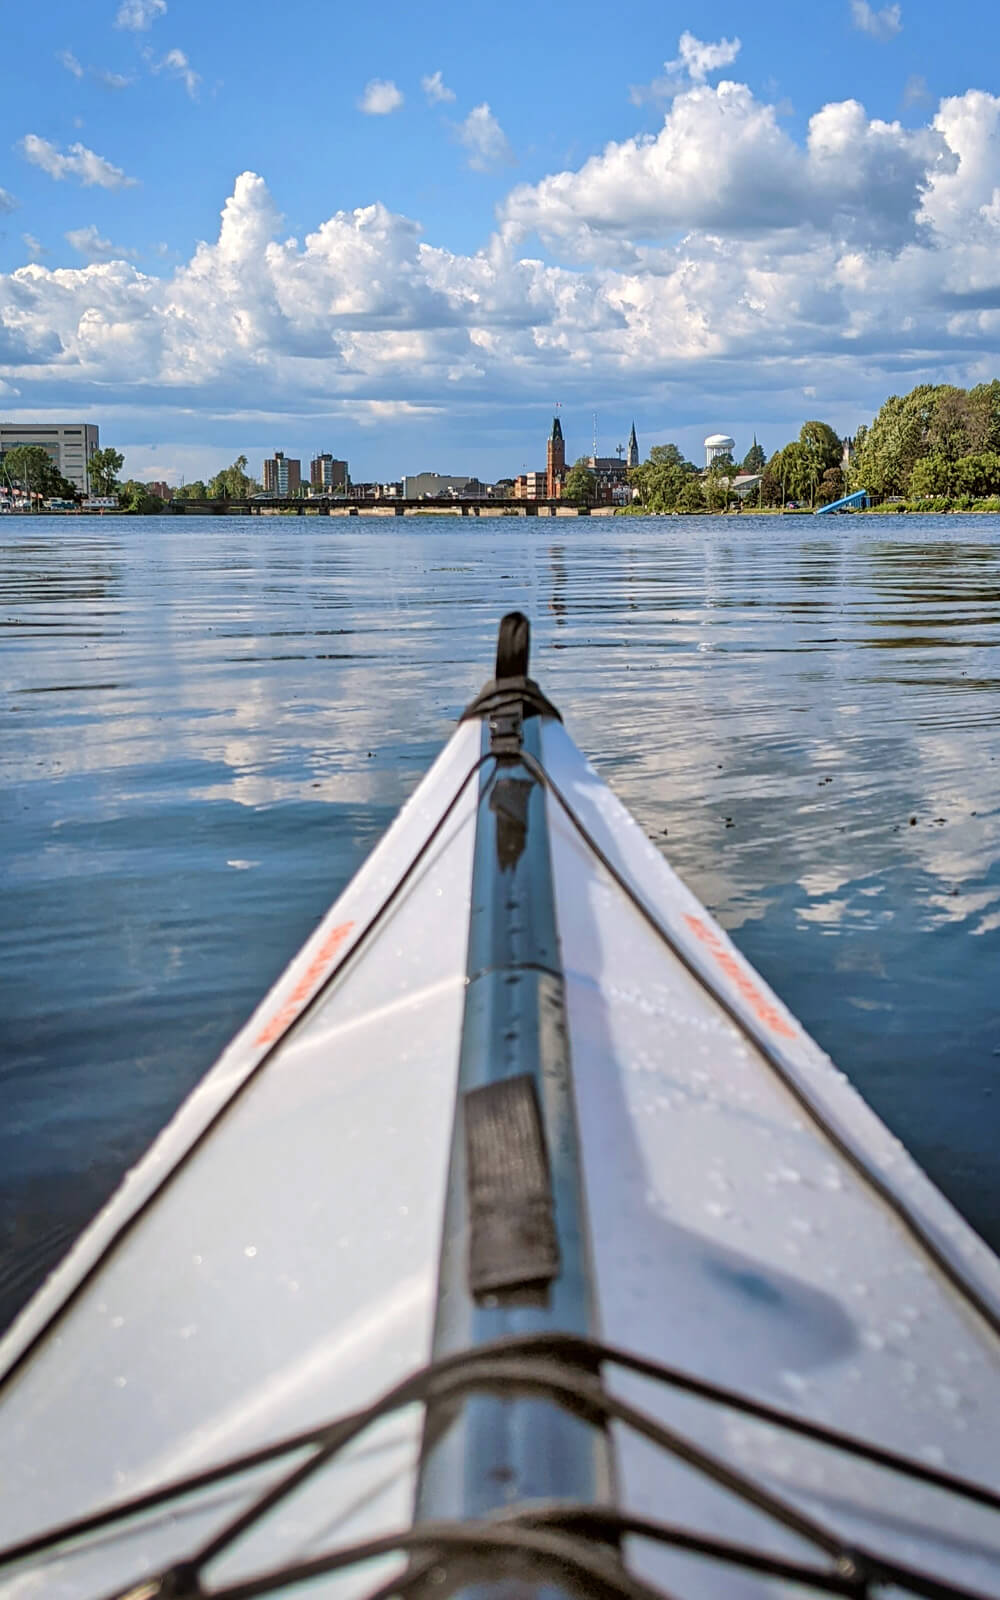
top-left (0, 1334), bottom-right (995, 1598)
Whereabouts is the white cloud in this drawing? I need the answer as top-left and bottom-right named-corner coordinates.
top-left (66, 224), bottom-right (138, 261)
top-left (2, 84), bottom-right (1000, 460)
top-left (57, 49), bottom-right (85, 78)
top-left (359, 78), bottom-right (403, 115)
top-left (632, 31), bottom-right (742, 102)
top-left (0, 188), bottom-right (17, 213)
top-left (157, 47), bottom-right (200, 97)
top-left (21, 234), bottom-right (45, 258)
top-left (668, 31), bottom-right (742, 83)
top-left (96, 68), bottom-right (133, 90)
top-left (457, 103), bottom-right (512, 170)
top-left (19, 134), bottom-right (139, 189)
top-left (850, 1), bottom-right (902, 39)
top-left (502, 81), bottom-right (945, 255)
top-left (421, 70), bottom-right (455, 105)
top-left (115, 0), bottom-right (166, 29)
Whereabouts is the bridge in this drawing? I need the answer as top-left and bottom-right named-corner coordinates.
top-left (168, 496), bottom-right (599, 518)
top-left (815, 489), bottom-right (870, 515)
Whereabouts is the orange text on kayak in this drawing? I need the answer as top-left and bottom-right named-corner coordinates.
top-left (255, 920), bottom-right (355, 1047)
top-left (683, 914), bottom-right (797, 1040)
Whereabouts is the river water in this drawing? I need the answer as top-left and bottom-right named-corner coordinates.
top-left (2, 512), bottom-right (998, 1332)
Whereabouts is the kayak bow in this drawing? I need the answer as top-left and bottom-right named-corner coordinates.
top-left (0, 613), bottom-right (998, 1600)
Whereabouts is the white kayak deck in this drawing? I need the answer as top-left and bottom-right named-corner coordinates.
top-left (0, 709), bottom-right (998, 1599)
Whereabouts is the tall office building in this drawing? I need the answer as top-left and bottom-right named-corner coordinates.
top-left (0, 423), bottom-right (99, 493)
top-left (310, 453), bottom-right (348, 491)
top-left (262, 451), bottom-right (301, 494)
top-left (546, 416), bottom-right (565, 499)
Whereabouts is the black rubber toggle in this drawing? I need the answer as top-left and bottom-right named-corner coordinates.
top-left (460, 613), bottom-right (562, 728)
top-left (465, 1075), bottom-right (560, 1296)
top-left (495, 611), bottom-right (531, 679)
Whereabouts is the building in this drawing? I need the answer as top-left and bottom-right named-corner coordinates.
top-left (262, 451), bottom-right (301, 494)
top-left (704, 433), bottom-right (736, 468)
top-left (627, 421), bottom-right (639, 469)
top-left (513, 471), bottom-right (549, 500)
top-left (145, 481), bottom-right (171, 501)
top-left (310, 454), bottom-right (348, 492)
top-left (402, 472), bottom-right (485, 499)
top-left (0, 423), bottom-right (99, 493)
top-left (546, 416), bottom-right (566, 499)
top-left (587, 454), bottom-right (631, 505)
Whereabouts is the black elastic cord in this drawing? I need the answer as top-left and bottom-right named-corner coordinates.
top-left (521, 748), bottom-right (1000, 1345)
top-left (7, 1334), bottom-right (997, 1594)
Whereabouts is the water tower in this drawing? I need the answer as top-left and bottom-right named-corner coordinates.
top-left (704, 433), bottom-right (736, 468)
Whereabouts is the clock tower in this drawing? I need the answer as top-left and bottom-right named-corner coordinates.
top-left (546, 415), bottom-right (566, 499)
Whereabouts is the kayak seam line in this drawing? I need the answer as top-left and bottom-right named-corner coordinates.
top-left (525, 750), bottom-right (1000, 1345)
top-left (0, 751), bottom-right (495, 1403)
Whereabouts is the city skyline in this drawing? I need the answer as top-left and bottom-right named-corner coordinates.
top-left (1, 1), bottom-right (999, 482)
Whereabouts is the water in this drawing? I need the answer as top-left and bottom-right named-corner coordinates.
top-left (2, 513), bottom-right (999, 1331)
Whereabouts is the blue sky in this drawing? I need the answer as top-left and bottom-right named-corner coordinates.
top-left (2, 0), bottom-right (1000, 483)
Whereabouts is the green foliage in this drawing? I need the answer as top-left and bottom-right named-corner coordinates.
top-left (627, 443), bottom-right (697, 511)
top-left (118, 479), bottom-right (167, 514)
top-left (88, 447), bottom-right (125, 496)
top-left (816, 466), bottom-right (845, 506)
top-left (742, 440), bottom-right (766, 473)
top-left (675, 476), bottom-right (706, 513)
top-left (563, 457), bottom-right (596, 505)
top-left (3, 445), bottom-right (65, 501)
top-left (183, 480), bottom-right (208, 500)
top-left (206, 454), bottom-right (259, 499)
top-left (704, 454), bottom-right (736, 511)
top-left (846, 384), bottom-right (1000, 497)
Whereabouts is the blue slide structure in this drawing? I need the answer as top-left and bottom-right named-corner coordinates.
top-left (815, 489), bottom-right (870, 514)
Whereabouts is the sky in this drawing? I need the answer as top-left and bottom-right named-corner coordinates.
top-left (1, 0), bottom-right (1000, 485)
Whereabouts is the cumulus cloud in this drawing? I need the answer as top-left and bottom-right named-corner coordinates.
top-left (66, 224), bottom-right (138, 261)
top-left (115, 0), bottom-right (166, 29)
top-left (19, 134), bottom-right (139, 189)
top-left (0, 188), bottom-right (17, 213)
top-left (57, 49), bottom-right (84, 78)
top-left (502, 80), bottom-right (947, 255)
top-left (3, 82), bottom-right (1000, 453)
top-left (850, 1), bottom-right (902, 39)
top-left (96, 68), bottom-right (133, 90)
top-left (422, 70), bottom-right (455, 104)
top-left (458, 103), bottom-right (513, 170)
top-left (359, 78), bottom-right (403, 115)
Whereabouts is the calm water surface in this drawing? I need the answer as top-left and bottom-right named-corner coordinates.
top-left (2, 513), bottom-right (999, 1330)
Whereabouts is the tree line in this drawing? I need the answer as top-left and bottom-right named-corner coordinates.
top-left (624, 380), bottom-right (1000, 513)
top-left (0, 447), bottom-right (260, 513)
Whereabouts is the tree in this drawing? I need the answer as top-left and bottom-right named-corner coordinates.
top-left (88, 447), bottom-right (124, 496)
top-left (2, 445), bottom-right (70, 506)
top-left (119, 480), bottom-right (167, 514)
top-left (184, 480), bottom-right (208, 500)
top-left (676, 476), bottom-right (706, 513)
top-left (704, 453), bottom-right (735, 511)
top-left (816, 466), bottom-right (845, 506)
top-left (742, 439), bottom-right (766, 474)
top-left (207, 454), bottom-right (259, 500)
top-left (563, 458), bottom-right (596, 505)
top-left (628, 444), bottom-right (695, 511)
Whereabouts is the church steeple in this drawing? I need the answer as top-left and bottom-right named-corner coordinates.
top-left (546, 414), bottom-right (566, 499)
top-left (627, 420), bottom-right (639, 469)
